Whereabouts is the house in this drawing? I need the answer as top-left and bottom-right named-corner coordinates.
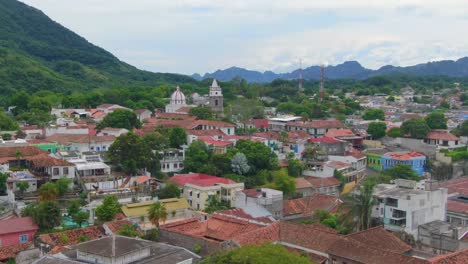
top-left (440, 178), bottom-right (468, 227)
top-left (234, 188), bottom-right (283, 220)
top-left (159, 148), bottom-right (185, 173)
top-left (364, 149), bottom-right (386, 171)
top-left (282, 193), bottom-right (342, 220)
top-left (382, 151), bottom-right (427, 176)
top-left (295, 176), bottom-right (341, 197)
top-left (268, 116), bottom-right (302, 132)
top-left (8, 171), bottom-right (38, 192)
top-left (96, 104), bottom-right (131, 114)
top-left (0, 217), bottom-right (38, 247)
top-left (121, 198), bottom-right (190, 224)
top-left (429, 248), bottom-right (468, 264)
top-left (308, 137), bottom-right (348, 156)
top-left (197, 136), bottom-right (233, 154)
top-left (187, 129), bottom-right (225, 145)
top-left (286, 120), bottom-right (343, 137)
top-left (424, 130), bottom-right (461, 148)
top-left (327, 227), bottom-right (427, 264)
top-left (169, 173), bottom-right (244, 210)
top-left (46, 134), bottom-right (116, 153)
top-left (372, 179), bottom-right (448, 236)
top-left (328, 148), bottom-right (367, 182)
top-left (97, 127), bottom-right (128, 137)
top-left (160, 214), bottom-right (265, 256)
top-left (190, 120), bottom-right (236, 136)
top-left (134, 109), bottom-right (152, 122)
top-left (281, 130), bottom-right (310, 160)
top-left (325, 129), bottom-right (364, 149)
top-left (34, 235), bottom-right (201, 264)
top-left (65, 151), bottom-right (111, 178)
top-left (418, 220), bottom-right (468, 254)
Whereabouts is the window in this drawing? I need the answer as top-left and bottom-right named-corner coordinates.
top-left (189, 191), bottom-right (192, 196)
top-left (63, 167), bottom-right (69, 175)
top-left (215, 99), bottom-right (219, 106)
top-left (197, 203), bottom-right (200, 210)
top-left (53, 168), bottom-right (59, 175)
top-left (19, 234), bottom-right (28, 244)
top-left (103, 146), bottom-right (107, 150)
top-left (197, 193), bottom-right (200, 198)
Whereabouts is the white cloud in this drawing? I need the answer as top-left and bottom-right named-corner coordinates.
top-left (20, 0), bottom-right (468, 74)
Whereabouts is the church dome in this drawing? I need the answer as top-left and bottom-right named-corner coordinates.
top-left (170, 86), bottom-right (186, 105)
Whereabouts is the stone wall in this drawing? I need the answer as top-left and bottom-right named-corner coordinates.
top-left (159, 229), bottom-right (221, 256)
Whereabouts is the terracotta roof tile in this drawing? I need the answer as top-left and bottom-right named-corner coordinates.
top-left (287, 120), bottom-right (343, 129)
top-left (217, 208), bottom-right (274, 224)
top-left (169, 173), bottom-right (237, 187)
top-left (0, 242), bottom-right (33, 261)
top-left (430, 248), bottom-right (468, 263)
top-left (305, 177), bottom-right (341, 188)
top-left (0, 217), bottom-right (38, 235)
top-left (283, 193), bottom-right (342, 217)
top-left (346, 226), bottom-right (412, 253)
top-left (325, 129), bottom-right (360, 138)
top-left (426, 130), bottom-right (459, 141)
top-left (46, 134), bottom-right (116, 144)
top-left (104, 219), bottom-right (134, 234)
top-left (191, 120), bottom-right (236, 128)
top-left (38, 226), bottom-right (105, 248)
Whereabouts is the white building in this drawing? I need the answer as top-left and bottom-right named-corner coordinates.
top-left (134, 109), bottom-right (152, 122)
top-left (97, 127), bottom-right (129, 137)
top-left (159, 148), bottom-right (185, 173)
top-left (96, 104), bottom-right (131, 114)
top-left (372, 179), bottom-right (448, 236)
top-left (165, 86), bottom-right (187, 113)
top-left (234, 188), bottom-right (283, 219)
top-left (268, 116), bottom-right (302, 132)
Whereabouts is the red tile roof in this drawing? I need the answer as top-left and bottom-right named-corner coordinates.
top-left (287, 120), bottom-right (343, 129)
top-left (135, 175), bottom-right (152, 184)
top-left (188, 129), bottom-right (225, 137)
top-left (198, 136), bottom-right (233, 147)
top-left (242, 189), bottom-right (263, 198)
top-left (305, 177), bottom-right (341, 188)
top-left (28, 153), bottom-right (73, 167)
top-left (346, 226), bottom-right (412, 253)
top-left (384, 151), bottom-right (425, 161)
top-left (440, 178), bottom-right (468, 195)
top-left (325, 129), bottom-right (360, 138)
top-left (169, 173), bottom-right (237, 187)
top-left (0, 217), bottom-right (38, 235)
top-left (346, 147), bottom-right (366, 159)
top-left (0, 242), bottom-right (33, 261)
top-left (134, 109), bottom-right (151, 114)
top-left (426, 130), bottom-right (459, 141)
top-left (104, 219), bottom-right (134, 234)
top-left (309, 137), bottom-right (344, 143)
top-left (447, 200), bottom-right (468, 214)
top-left (326, 160), bottom-right (351, 169)
top-left (38, 226), bottom-right (105, 249)
top-left (286, 130), bottom-right (310, 142)
top-left (161, 215), bottom-right (264, 243)
top-left (191, 120), bottom-right (236, 128)
top-left (0, 146), bottom-right (45, 160)
top-left (430, 248), bottom-right (468, 263)
top-left (46, 134), bottom-right (116, 144)
top-left (295, 177), bottom-right (313, 189)
top-left (283, 193), bottom-right (342, 217)
top-left (217, 208), bottom-right (274, 224)
top-left (249, 119), bottom-right (269, 128)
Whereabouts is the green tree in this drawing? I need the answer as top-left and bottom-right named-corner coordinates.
top-left (96, 109), bottom-right (141, 130)
top-left (401, 118), bottom-right (430, 139)
top-left (204, 195), bottom-right (230, 214)
top-left (189, 106), bottom-right (213, 119)
top-left (367, 122), bottom-right (387, 139)
top-left (232, 140), bottom-right (278, 173)
top-left (387, 95), bottom-right (395, 102)
top-left (231, 153), bottom-right (250, 175)
top-left (2, 133), bottom-right (12, 140)
top-left (67, 200), bottom-right (82, 217)
top-left (56, 178), bottom-right (72, 196)
top-left (169, 127), bottom-right (187, 148)
top-left (460, 121), bottom-right (468, 137)
top-left (266, 169), bottom-right (296, 196)
top-left (108, 132), bottom-right (152, 174)
top-left (425, 112), bottom-right (447, 129)
top-left (16, 181), bottom-right (29, 196)
top-left (200, 243), bottom-right (312, 264)
top-left (184, 140), bottom-right (210, 173)
top-left (383, 164), bottom-right (420, 181)
top-left (147, 202), bottom-right (167, 228)
top-left (118, 224), bottom-right (140, 237)
top-left (73, 211), bottom-right (90, 227)
top-left (0, 111), bottom-right (19, 131)
top-left (158, 183), bottom-right (181, 199)
top-left (342, 180), bottom-right (375, 231)
top-left (38, 182), bottom-right (58, 201)
top-left (22, 201), bottom-right (61, 230)
top-left (0, 173), bottom-right (8, 195)
top-left (387, 127), bottom-right (402, 138)
top-left (362, 109), bottom-right (385, 120)
top-left (95, 195), bottom-right (121, 221)
top-left (287, 159), bottom-right (304, 177)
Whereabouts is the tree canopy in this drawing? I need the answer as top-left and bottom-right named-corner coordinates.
top-left (425, 112), bottom-right (447, 129)
top-left (158, 183), bottom-right (181, 199)
top-left (96, 109), bottom-right (141, 130)
top-left (95, 195), bottom-right (121, 221)
top-left (367, 122), bottom-right (387, 139)
top-left (189, 106), bottom-right (213, 119)
top-left (401, 118), bottom-right (430, 139)
top-left (200, 243), bottom-right (312, 264)
top-left (22, 201), bottom-right (61, 230)
top-left (383, 164), bottom-right (420, 181)
top-left (362, 109), bottom-right (385, 121)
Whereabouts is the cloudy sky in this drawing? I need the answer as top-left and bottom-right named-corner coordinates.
top-left (21, 0), bottom-right (468, 75)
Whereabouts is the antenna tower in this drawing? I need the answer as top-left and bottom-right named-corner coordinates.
top-left (320, 64), bottom-right (325, 100)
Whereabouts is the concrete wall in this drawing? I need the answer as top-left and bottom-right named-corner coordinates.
top-left (382, 137), bottom-right (437, 159)
top-left (159, 230), bottom-right (221, 256)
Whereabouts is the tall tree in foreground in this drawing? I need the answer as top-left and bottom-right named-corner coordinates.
top-left (342, 181), bottom-right (376, 231)
top-left (367, 122), bottom-right (387, 139)
top-left (401, 118), bottom-right (430, 139)
top-left (147, 202), bottom-right (167, 228)
top-left (425, 112), bottom-right (447, 129)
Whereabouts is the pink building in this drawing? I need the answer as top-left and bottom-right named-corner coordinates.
top-left (0, 217), bottom-right (38, 247)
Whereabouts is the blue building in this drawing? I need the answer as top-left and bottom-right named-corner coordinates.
top-left (382, 151), bottom-right (426, 176)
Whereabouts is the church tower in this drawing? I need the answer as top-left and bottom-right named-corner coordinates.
top-left (209, 79), bottom-right (224, 113)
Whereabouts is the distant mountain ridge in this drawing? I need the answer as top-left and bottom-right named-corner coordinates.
top-left (192, 58), bottom-right (468, 83)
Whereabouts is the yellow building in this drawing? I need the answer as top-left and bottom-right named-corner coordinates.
top-left (169, 173), bottom-right (245, 211)
top-left (121, 198), bottom-right (190, 222)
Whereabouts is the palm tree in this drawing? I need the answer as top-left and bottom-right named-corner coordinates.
top-left (147, 202), bottom-right (167, 228)
top-left (341, 181), bottom-right (376, 231)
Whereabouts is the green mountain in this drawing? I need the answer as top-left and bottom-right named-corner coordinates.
top-left (0, 0), bottom-right (195, 95)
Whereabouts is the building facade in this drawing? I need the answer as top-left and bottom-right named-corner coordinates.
top-left (209, 79), bottom-right (224, 113)
top-left (382, 151), bottom-right (426, 176)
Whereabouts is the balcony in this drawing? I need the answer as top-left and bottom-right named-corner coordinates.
top-left (391, 209), bottom-right (407, 220)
